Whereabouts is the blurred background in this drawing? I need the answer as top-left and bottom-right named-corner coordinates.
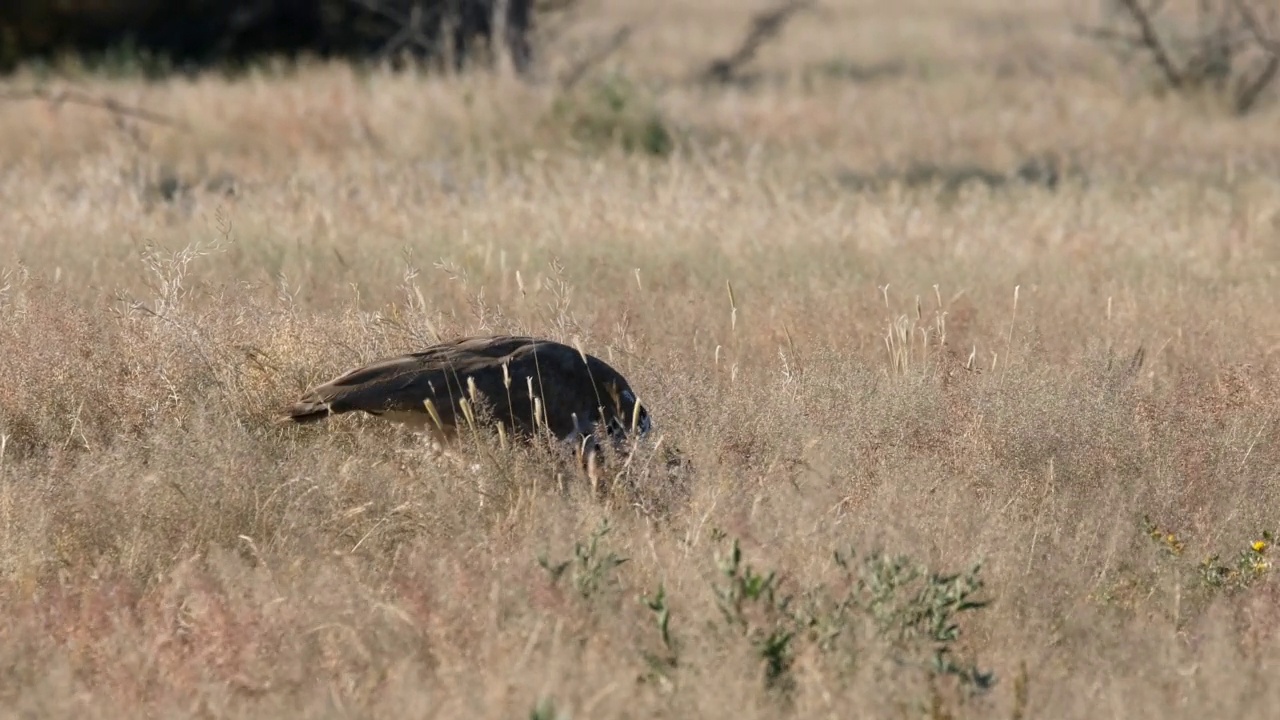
top-left (0, 0), bottom-right (541, 75)
top-left (2, 0), bottom-right (1276, 118)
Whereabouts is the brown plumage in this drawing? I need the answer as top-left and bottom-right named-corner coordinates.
top-left (278, 335), bottom-right (652, 461)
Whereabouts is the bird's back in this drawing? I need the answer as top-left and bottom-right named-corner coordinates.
top-left (279, 335), bottom-right (641, 442)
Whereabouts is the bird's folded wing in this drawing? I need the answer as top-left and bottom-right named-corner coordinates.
top-left (282, 354), bottom-right (457, 421)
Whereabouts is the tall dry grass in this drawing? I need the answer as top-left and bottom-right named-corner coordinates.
top-left (2, 0), bottom-right (1280, 717)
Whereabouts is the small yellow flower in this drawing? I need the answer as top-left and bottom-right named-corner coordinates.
top-left (1252, 540), bottom-right (1268, 554)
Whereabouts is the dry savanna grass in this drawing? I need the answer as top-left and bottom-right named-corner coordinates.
top-left (3, 0), bottom-right (1280, 717)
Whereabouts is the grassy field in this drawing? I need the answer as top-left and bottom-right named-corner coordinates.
top-left (2, 0), bottom-right (1280, 717)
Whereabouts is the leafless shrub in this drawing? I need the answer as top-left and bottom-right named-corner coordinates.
top-left (1080, 0), bottom-right (1280, 114)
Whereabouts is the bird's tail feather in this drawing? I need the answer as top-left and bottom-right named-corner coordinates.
top-left (275, 395), bottom-right (336, 425)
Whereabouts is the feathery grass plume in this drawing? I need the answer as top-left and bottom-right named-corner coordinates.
top-left (422, 398), bottom-right (446, 433)
top-left (1000, 284), bottom-right (1021, 381)
top-left (458, 397), bottom-right (477, 433)
top-left (726, 279), bottom-right (738, 333)
top-left (630, 396), bottom-right (644, 434)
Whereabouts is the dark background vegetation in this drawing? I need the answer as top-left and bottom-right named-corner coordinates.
top-left (0, 0), bottom-right (537, 74)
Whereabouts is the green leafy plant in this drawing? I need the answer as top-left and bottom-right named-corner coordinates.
top-left (841, 549), bottom-right (994, 692)
top-left (1142, 516), bottom-right (1274, 594)
top-left (1198, 530), bottom-right (1273, 591)
top-left (706, 534), bottom-right (995, 700)
top-left (537, 518), bottom-right (629, 600)
top-left (712, 537), bottom-right (798, 694)
top-left (638, 582), bottom-right (680, 689)
top-left (548, 72), bottom-right (675, 157)
top-left (529, 695), bottom-right (568, 720)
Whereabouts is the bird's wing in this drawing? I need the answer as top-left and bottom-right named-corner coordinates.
top-left (279, 336), bottom-right (542, 425)
top-left (279, 354), bottom-right (441, 422)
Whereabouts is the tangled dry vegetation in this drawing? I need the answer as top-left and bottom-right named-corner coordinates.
top-left (2, 0), bottom-right (1280, 717)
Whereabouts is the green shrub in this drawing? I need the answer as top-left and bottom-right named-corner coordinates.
top-left (547, 72), bottom-right (675, 157)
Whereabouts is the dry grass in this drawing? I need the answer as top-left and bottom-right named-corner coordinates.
top-left (2, 0), bottom-right (1280, 717)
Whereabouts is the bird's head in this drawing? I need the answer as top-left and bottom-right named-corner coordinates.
top-left (565, 375), bottom-right (652, 492)
top-left (564, 354), bottom-right (653, 471)
top-left (594, 376), bottom-right (652, 448)
top-left (606, 385), bottom-right (651, 440)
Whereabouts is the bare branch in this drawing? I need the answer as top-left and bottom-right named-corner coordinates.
top-left (700, 0), bottom-right (815, 83)
top-left (558, 25), bottom-right (634, 91)
top-left (1115, 0), bottom-right (1186, 88)
top-left (346, 0), bottom-right (444, 61)
top-left (1230, 0), bottom-right (1280, 113)
top-left (0, 86), bottom-right (191, 131)
top-left (1072, 23), bottom-right (1147, 48)
top-left (1233, 0), bottom-right (1280, 54)
top-left (1235, 53), bottom-right (1279, 113)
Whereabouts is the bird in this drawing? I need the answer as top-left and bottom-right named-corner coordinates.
top-left (277, 334), bottom-right (653, 480)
